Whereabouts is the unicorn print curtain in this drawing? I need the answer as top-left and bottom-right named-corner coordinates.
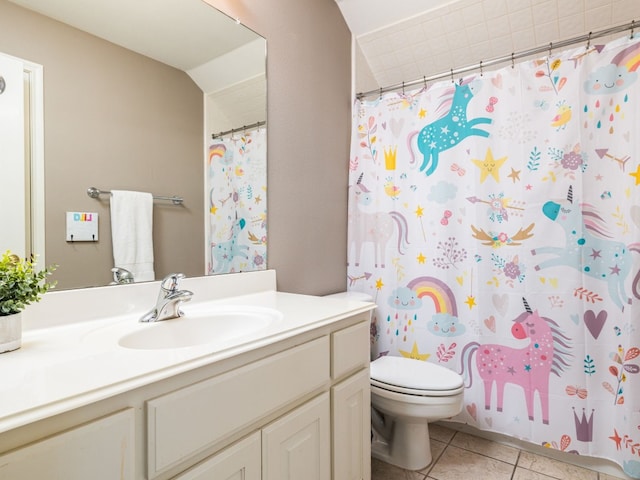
top-left (348, 34), bottom-right (640, 477)
top-left (207, 128), bottom-right (267, 274)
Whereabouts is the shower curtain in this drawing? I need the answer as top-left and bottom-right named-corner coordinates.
top-left (206, 128), bottom-right (267, 274)
top-left (348, 34), bottom-right (640, 477)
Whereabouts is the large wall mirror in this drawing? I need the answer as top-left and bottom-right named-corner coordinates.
top-left (0, 0), bottom-right (266, 290)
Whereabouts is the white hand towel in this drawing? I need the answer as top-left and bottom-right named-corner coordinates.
top-left (110, 190), bottom-right (155, 282)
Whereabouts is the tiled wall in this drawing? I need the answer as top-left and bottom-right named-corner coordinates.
top-left (355, 0), bottom-right (640, 94)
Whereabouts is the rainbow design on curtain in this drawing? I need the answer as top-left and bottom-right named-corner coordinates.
top-left (206, 128), bottom-right (267, 274)
top-left (408, 276), bottom-right (457, 312)
top-left (348, 34), bottom-right (640, 477)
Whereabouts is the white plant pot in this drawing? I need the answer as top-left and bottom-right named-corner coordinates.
top-left (0, 312), bottom-right (22, 353)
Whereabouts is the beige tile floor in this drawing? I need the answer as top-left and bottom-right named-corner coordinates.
top-left (371, 424), bottom-right (629, 480)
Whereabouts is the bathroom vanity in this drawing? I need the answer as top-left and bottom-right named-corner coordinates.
top-left (0, 271), bottom-right (375, 479)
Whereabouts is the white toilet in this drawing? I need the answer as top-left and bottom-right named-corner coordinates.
top-left (324, 291), bottom-right (465, 471)
top-left (370, 355), bottom-right (464, 470)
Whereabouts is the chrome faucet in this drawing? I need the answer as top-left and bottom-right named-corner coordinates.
top-left (111, 267), bottom-right (134, 285)
top-left (140, 273), bottom-right (193, 322)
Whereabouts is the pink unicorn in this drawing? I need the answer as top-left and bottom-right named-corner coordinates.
top-left (459, 299), bottom-right (572, 424)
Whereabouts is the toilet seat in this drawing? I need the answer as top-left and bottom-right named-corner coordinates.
top-left (370, 356), bottom-right (464, 397)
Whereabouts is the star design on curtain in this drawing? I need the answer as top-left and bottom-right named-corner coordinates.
top-left (609, 429), bottom-right (623, 450)
top-left (508, 168), bottom-right (521, 182)
top-left (399, 341), bottom-right (430, 361)
top-left (472, 148), bottom-right (508, 183)
top-left (465, 296), bottom-right (476, 309)
top-left (629, 164), bottom-right (640, 185)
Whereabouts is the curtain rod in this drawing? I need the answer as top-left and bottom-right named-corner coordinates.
top-left (356, 19), bottom-right (637, 100)
top-left (211, 120), bottom-right (266, 139)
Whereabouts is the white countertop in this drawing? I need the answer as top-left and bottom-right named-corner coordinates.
top-left (0, 271), bottom-right (375, 434)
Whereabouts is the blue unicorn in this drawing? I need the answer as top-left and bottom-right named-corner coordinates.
top-left (531, 186), bottom-right (640, 310)
top-left (211, 217), bottom-right (250, 273)
top-left (409, 79), bottom-right (492, 176)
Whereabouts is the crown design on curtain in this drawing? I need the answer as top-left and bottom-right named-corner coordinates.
top-left (573, 408), bottom-right (595, 442)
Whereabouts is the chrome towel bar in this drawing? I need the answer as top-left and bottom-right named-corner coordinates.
top-left (87, 187), bottom-right (183, 205)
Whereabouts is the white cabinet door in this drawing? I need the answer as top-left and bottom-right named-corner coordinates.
top-left (0, 409), bottom-right (135, 480)
top-left (174, 432), bottom-right (261, 480)
top-left (332, 369), bottom-right (371, 480)
top-left (262, 392), bottom-right (330, 480)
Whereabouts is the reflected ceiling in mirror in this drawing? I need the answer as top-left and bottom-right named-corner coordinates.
top-left (8, 0), bottom-right (266, 127)
top-left (9, 0), bottom-right (255, 69)
top-left (1, 0), bottom-right (266, 290)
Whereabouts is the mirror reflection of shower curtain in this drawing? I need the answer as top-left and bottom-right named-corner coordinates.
top-left (206, 128), bottom-right (267, 274)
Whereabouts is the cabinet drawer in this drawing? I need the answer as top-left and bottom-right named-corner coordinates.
top-left (0, 409), bottom-right (135, 480)
top-left (331, 319), bottom-right (370, 380)
top-left (147, 336), bottom-right (329, 477)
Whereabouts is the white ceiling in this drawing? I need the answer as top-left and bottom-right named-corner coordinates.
top-left (335, 0), bottom-right (458, 37)
top-left (336, 0), bottom-right (640, 95)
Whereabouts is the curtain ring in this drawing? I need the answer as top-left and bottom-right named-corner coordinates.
top-left (402, 81), bottom-right (405, 95)
top-left (631, 20), bottom-right (635, 39)
top-left (450, 68), bottom-right (454, 83)
top-left (423, 75), bottom-right (427, 89)
top-left (379, 87), bottom-right (382, 98)
top-left (459, 76), bottom-right (463, 86)
top-left (511, 52), bottom-right (515, 69)
top-left (586, 31), bottom-right (592, 50)
top-left (480, 60), bottom-right (483, 76)
top-left (548, 41), bottom-right (553, 57)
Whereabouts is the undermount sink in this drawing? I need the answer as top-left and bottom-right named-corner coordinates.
top-left (118, 306), bottom-right (282, 350)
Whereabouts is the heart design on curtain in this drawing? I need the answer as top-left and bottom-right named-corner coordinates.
top-left (584, 310), bottom-right (607, 339)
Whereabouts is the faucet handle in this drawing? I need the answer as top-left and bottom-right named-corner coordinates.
top-left (160, 273), bottom-right (185, 292)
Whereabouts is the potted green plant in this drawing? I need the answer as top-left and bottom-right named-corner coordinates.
top-left (0, 251), bottom-right (56, 352)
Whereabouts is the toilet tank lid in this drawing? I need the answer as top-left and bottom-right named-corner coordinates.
top-left (370, 355), bottom-right (463, 391)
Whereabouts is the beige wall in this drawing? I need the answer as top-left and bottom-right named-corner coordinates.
top-left (0, 0), bottom-right (204, 289)
top-left (208, 0), bottom-right (353, 295)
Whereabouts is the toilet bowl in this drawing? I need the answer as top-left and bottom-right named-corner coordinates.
top-left (370, 355), bottom-right (464, 470)
top-left (323, 291), bottom-right (464, 470)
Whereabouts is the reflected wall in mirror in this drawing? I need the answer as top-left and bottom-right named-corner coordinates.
top-left (0, 0), bottom-right (266, 290)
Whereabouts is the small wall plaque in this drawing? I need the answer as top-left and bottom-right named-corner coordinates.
top-left (66, 212), bottom-right (98, 242)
